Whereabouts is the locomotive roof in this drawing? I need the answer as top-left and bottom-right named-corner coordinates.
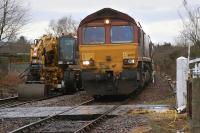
top-left (79, 8), bottom-right (137, 27)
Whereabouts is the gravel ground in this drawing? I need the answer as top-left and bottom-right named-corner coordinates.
top-left (91, 73), bottom-right (175, 106)
top-left (29, 115), bottom-right (148, 133)
top-left (0, 73), bottom-right (177, 133)
top-left (91, 115), bottom-right (148, 133)
top-left (0, 100), bottom-right (25, 109)
top-left (127, 73), bottom-right (175, 105)
top-left (35, 119), bottom-right (91, 133)
top-left (0, 117), bottom-right (41, 133)
top-left (0, 91), bottom-right (92, 132)
top-left (20, 91), bottom-right (92, 107)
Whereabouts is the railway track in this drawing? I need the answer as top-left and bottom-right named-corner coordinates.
top-left (9, 96), bottom-right (132, 133)
top-left (0, 96), bottom-right (18, 104)
top-left (0, 96), bottom-right (18, 102)
top-left (2, 74), bottom-right (175, 133)
top-left (0, 94), bottom-right (64, 110)
top-left (0, 96), bottom-right (24, 109)
top-left (9, 98), bottom-right (95, 133)
top-left (74, 98), bottom-right (130, 133)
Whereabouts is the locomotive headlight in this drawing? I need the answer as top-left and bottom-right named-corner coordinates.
top-left (58, 61), bottom-right (63, 64)
top-left (128, 59), bottom-right (135, 64)
top-left (83, 60), bottom-right (95, 66)
top-left (104, 19), bottom-right (110, 24)
top-left (32, 59), bottom-right (37, 64)
top-left (83, 60), bottom-right (90, 66)
top-left (123, 59), bottom-right (135, 65)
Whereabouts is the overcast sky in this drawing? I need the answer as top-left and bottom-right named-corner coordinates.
top-left (20, 0), bottom-right (199, 43)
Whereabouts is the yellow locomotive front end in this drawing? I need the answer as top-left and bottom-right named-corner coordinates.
top-left (80, 44), bottom-right (139, 96)
top-left (80, 44), bottom-right (138, 72)
top-left (78, 8), bottom-right (144, 97)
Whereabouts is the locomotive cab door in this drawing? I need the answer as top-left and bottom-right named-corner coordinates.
top-left (58, 36), bottom-right (76, 65)
top-left (58, 36), bottom-right (82, 93)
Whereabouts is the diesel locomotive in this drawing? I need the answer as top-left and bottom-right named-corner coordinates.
top-left (78, 8), bottom-right (153, 97)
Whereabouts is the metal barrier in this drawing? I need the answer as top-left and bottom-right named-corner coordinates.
top-left (190, 58), bottom-right (200, 78)
top-left (189, 58), bottom-right (200, 132)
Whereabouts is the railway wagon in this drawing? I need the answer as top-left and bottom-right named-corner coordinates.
top-left (78, 8), bottom-right (153, 97)
top-left (18, 35), bottom-right (82, 99)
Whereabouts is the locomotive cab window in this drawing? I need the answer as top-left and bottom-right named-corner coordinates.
top-left (111, 26), bottom-right (133, 43)
top-left (83, 27), bottom-right (105, 44)
top-left (59, 37), bottom-right (75, 60)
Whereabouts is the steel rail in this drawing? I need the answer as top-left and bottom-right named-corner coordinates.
top-left (0, 96), bottom-right (18, 102)
top-left (0, 101), bottom-right (31, 109)
top-left (9, 98), bottom-right (94, 133)
top-left (0, 94), bottom-right (64, 109)
top-left (74, 99), bottom-right (130, 133)
top-left (0, 96), bottom-right (20, 109)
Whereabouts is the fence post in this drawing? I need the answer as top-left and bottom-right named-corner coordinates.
top-left (189, 59), bottom-right (200, 133)
top-left (0, 89), bottom-right (3, 98)
top-left (176, 57), bottom-right (188, 110)
top-left (192, 78), bottom-right (200, 132)
top-left (187, 79), bottom-right (192, 118)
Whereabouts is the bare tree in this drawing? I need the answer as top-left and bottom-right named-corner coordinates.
top-left (0, 0), bottom-right (28, 42)
top-left (47, 16), bottom-right (78, 36)
top-left (174, 35), bottom-right (188, 46)
top-left (179, 0), bottom-right (200, 46)
top-left (179, 1), bottom-right (200, 133)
